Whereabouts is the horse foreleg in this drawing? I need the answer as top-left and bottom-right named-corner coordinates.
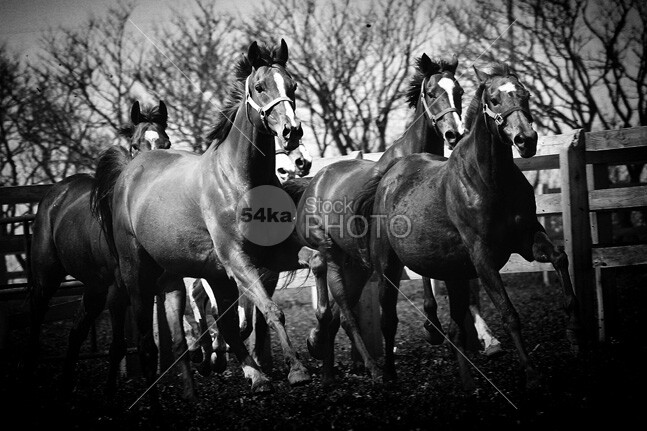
top-left (532, 230), bottom-right (582, 353)
top-left (445, 280), bottom-right (477, 392)
top-left (63, 285), bottom-right (108, 395)
top-left (375, 250), bottom-right (403, 382)
top-left (305, 250), bottom-right (335, 383)
top-left (468, 279), bottom-right (503, 358)
top-left (226, 260), bottom-right (310, 387)
top-left (160, 273), bottom-right (197, 401)
top-left (473, 249), bottom-right (540, 390)
top-left (421, 277), bottom-right (445, 345)
top-left (207, 277), bottom-right (272, 393)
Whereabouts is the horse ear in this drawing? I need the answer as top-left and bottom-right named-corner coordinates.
top-left (420, 53), bottom-right (440, 75)
top-left (158, 101), bottom-right (168, 123)
top-left (447, 54), bottom-right (459, 73)
top-left (473, 65), bottom-right (490, 83)
top-left (274, 39), bottom-right (289, 65)
top-left (131, 101), bottom-right (141, 124)
top-left (247, 41), bottom-right (263, 69)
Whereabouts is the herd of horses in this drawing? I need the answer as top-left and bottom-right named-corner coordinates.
top-left (24, 39), bottom-right (582, 407)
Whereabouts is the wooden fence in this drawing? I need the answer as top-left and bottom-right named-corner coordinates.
top-left (1, 126), bottom-right (645, 359)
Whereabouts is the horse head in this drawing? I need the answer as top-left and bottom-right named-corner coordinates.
top-left (474, 64), bottom-right (537, 158)
top-left (275, 139), bottom-right (313, 183)
top-left (246, 39), bottom-right (303, 152)
top-left (417, 53), bottom-right (465, 149)
top-left (126, 100), bottom-right (171, 158)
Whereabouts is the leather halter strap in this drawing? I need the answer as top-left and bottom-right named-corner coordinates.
top-left (420, 77), bottom-right (458, 126)
top-left (246, 75), bottom-right (294, 132)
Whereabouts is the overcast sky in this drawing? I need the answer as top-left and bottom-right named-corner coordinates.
top-left (0, 0), bottom-right (256, 57)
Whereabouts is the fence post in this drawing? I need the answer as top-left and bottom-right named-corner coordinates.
top-left (559, 129), bottom-right (596, 343)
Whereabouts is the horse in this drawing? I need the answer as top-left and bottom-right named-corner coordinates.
top-left (92, 39), bottom-right (309, 402)
top-left (183, 138), bottom-right (312, 376)
top-left (27, 100), bottom-right (170, 394)
top-left (356, 62), bottom-right (581, 390)
top-left (292, 53), bottom-right (465, 383)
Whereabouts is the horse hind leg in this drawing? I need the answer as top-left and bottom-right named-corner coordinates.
top-left (531, 230), bottom-right (582, 353)
top-left (468, 279), bottom-right (503, 358)
top-left (421, 277), bottom-right (446, 345)
top-left (376, 249), bottom-right (403, 382)
top-left (62, 284), bottom-right (108, 395)
top-left (26, 255), bottom-right (66, 374)
top-left (159, 272), bottom-right (198, 401)
top-left (305, 250), bottom-right (336, 383)
top-left (106, 282), bottom-right (128, 397)
top-left (445, 280), bottom-right (477, 392)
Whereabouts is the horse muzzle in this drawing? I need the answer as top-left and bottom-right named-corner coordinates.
top-left (281, 122), bottom-right (303, 151)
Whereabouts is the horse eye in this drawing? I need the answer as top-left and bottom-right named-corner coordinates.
top-left (255, 84), bottom-right (264, 93)
top-left (491, 96), bottom-right (500, 106)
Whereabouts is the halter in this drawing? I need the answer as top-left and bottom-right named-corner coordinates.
top-left (482, 89), bottom-right (533, 128)
top-left (420, 77), bottom-right (459, 127)
top-left (245, 75), bottom-right (295, 133)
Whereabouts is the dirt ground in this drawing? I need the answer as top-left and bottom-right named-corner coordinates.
top-left (1, 268), bottom-right (645, 430)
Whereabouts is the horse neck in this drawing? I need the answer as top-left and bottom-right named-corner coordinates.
top-left (378, 99), bottom-right (443, 169)
top-left (456, 108), bottom-right (514, 188)
top-left (209, 105), bottom-right (276, 186)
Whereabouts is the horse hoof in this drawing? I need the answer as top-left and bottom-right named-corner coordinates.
top-left (422, 322), bottom-right (445, 345)
top-left (189, 349), bottom-right (204, 364)
top-left (482, 342), bottom-right (505, 359)
top-left (251, 378), bottom-right (274, 394)
top-left (288, 366), bottom-right (311, 386)
top-left (211, 353), bottom-right (228, 374)
top-left (196, 360), bottom-right (211, 377)
top-left (306, 332), bottom-right (324, 360)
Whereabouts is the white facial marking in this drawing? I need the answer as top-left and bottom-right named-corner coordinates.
top-left (238, 306), bottom-right (246, 328)
top-left (498, 82), bottom-right (517, 93)
top-left (276, 152), bottom-right (295, 183)
top-left (299, 143), bottom-right (313, 163)
top-left (438, 77), bottom-right (465, 134)
top-left (144, 130), bottom-right (159, 145)
top-left (273, 72), bottom-right (298, 127)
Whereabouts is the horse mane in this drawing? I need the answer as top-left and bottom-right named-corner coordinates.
top-left (463, 62), bottom-right (511, 130)
top-left (404, 56), bottom-right (458, 108)
top-left (205, 43), bottom-right (282, 147)
top-left (117, 104), bottom-right (167, 138)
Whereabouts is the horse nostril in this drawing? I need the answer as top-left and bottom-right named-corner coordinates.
top-left (282, 125), bottom-right (292, 139)
top-left (514, 134), bottom-right (525, 146)
top-left (445, 130), bottom-right (456, 143)
top-left (295, 159), bottom-right (304, 167)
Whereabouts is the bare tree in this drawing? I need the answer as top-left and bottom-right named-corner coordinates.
top-left (443, 0), bottom-right (646, 132)
top-left (9, 0), bottom-right (143, 184)
top-left (137, 0), bottom-right (237, 153)
top-left (240, 0), bottom-right (442, 156)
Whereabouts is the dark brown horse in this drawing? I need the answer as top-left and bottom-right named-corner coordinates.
top-left (28, 101), bottom-right (170, 394)
top-left (293, 54), bottom-right (465, 382)
top-left (92, 40), bottom-right (309, 402)
top-left (357, 63), bottom-right (580, 390)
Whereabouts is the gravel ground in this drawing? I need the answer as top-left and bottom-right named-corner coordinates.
top-left (1, 269), bottom-right (645, 430)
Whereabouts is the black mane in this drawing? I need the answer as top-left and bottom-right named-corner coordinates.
top-left (404, 56), bottom-right (458, 108)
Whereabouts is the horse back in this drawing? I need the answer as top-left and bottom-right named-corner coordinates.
top-left (296, 159), bottom-right (378, 256)
top-left (31, 173), bottom-right (115, 285)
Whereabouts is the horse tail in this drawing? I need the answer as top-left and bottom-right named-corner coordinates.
top-left (282, 176), bottom-right (312, 206)
top-left (352, 157), bottom-right (402, 267)
top-left (90, 146), bottom-right (130, 258)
